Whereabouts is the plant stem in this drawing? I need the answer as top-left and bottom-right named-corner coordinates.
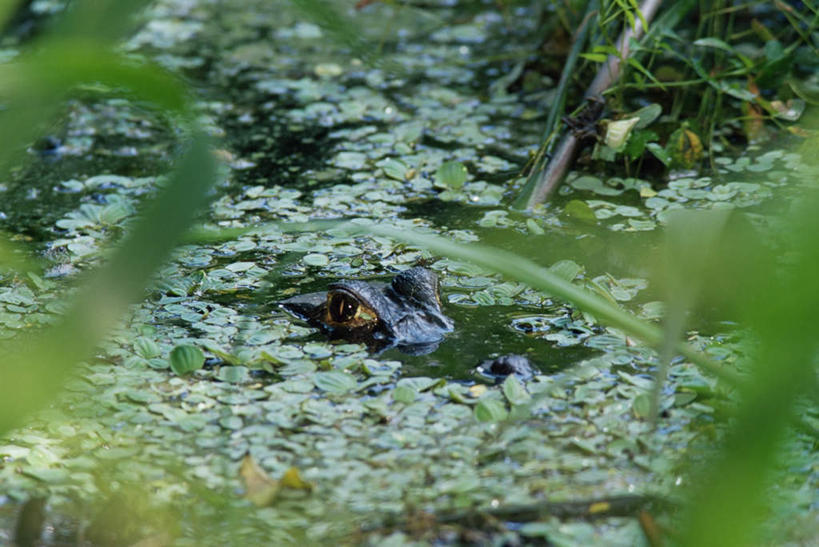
top-left (519, 0), bottom-right (695, 209)
top-left (513, 0), bottom-right (599, 210)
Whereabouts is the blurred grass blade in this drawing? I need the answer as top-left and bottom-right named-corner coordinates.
top-left (0, 231), bottom-right (40, 273)
top-left (0, 0), bottom-right (23, 29)
top-left (679, 187), bottom-right (819, 546)
top-left (198, 217), bottom-right (737, 384)
top-left (291, 0), bottom-right (397, 72)
top-left (0, 133), bottom-right (217, 435)
top-left (46, 0), bottom-right (154, 45)
top-left (0, 44), bottom-right (189, 171)
top-left (340, 221), bottom-right (738, 384)
top-left (650, 209), bottom-right (731, 424)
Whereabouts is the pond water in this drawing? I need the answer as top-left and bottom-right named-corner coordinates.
top-left (0, 0), bottom-right (815, 544)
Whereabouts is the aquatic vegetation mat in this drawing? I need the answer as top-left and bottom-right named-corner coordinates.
top-left (0, 0), bottom-right (816, 544)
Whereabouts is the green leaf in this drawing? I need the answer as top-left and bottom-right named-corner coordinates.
top-left (314, 371), bottom-right (357, 393)
top-left (631, 103), bottom-right (662, 129)
top-left (549, 259), bottom-right (582, 282)
top-left (693, 37), bottom-right (734, 53)
top-left (625, 130), bottom-right (659, 161)
top-left (590, 44), bottom-right (619, 56)
top-left (434, 161), bottom-right (468, 189)
top-left (474, 398), bottom-right (508, 422)
top-left (632, 392), bottom-right (652, 418)
top-left (169, 345), bottom-right (205, 376)
top-left (570, 175), bottom-right (624, 196)
top-left (787, 77), bottom-right (819, 105)
top-left (303, 253), bottom-right (329, 267)
top-left (646, 142), bottom-right (671, 166)
top-left (381, 158), bottom-right (409, 181)
top-left (134, 337), bottom-right (160, 359)
top-left (580, 53), bottom-right (608, 63)
top-left (502, 375), bottom-right (531, 405)
top-left (564, 200), bottom-right (598, 223)
top-left (217, 366), bottom-right (249, 383)
top-left (392, 385), bottom-right (416, 404)
top-left (526, 219), bottom-right (545, 235)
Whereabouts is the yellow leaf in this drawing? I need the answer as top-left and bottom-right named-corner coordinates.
top-left (668, 126), bottom-right (703, 168)
top-left (589, 501), bottom-right (611, 514)
top-left (239, 454), bottom-right (280, 506)
top-left (281, 467), bottom-right (313, 491)
top-left (639, 186), bottom-right (657, 198)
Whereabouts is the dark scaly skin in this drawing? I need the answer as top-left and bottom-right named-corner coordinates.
top-left (280, 267), bottom-right (454, 355)
top-left (476, 354), bottom-right (537, 381)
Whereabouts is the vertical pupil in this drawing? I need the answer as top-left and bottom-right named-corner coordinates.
top-left (330, 293), bottom-right (357, 322)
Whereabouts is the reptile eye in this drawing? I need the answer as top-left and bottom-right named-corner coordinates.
top-left (328, 292), bottom-right (359, 323)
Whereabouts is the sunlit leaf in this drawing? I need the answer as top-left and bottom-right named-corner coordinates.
top-left (604, 117), bottom-right (640, 151)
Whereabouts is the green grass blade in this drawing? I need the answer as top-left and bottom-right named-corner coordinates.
top-left (0, 0), bottom-right (23, 29)
top-left (0, 133), bottom-right (217, 435)
top-left (513, 0), bottom-right (599, 209)
top-left (228, 219), bottom-right (738, 385)
top-left (0, 44), bottom-right (189, 171)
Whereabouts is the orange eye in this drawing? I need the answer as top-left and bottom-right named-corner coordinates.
top-left (328, 292), bottom-right (359, 323)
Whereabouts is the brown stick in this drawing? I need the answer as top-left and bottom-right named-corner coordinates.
top-left (361, 494), bottom-right (671, 535)
top-left (524, 0), bottom-right (664, 209)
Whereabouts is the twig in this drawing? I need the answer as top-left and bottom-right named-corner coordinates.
top-left (521, 0), bottom-right (665, 210)
top-left (513, 1), bottom-right (600, 210)
top-left (362, 494), bottom-right (671, 533)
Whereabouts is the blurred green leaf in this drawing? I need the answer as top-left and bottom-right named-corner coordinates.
top-left (502, 375), bottom-right (531, 406)
top-left (0, 133), bottom-right (217, 434)
top-left (290, 0), bottom-right (393, 71)
top-left (474, 398), bottom-right (508, 422)
top-left (0, 0), bottom-right (23, 29)
top-left (549, 259), bottom-right (583, 282)
top-left (693, 37), bottom-right (734, 52)
top-left (47, 0), bottom-right (154, 45)
top-left (646, 142), bottom-right (671, 165)
top-left (314, 371), bottom-right (357, 393)
top-left (169, 345), bottom-right (205, 376)
top-left (631, 103), bottom-right (662, 129)
top-left (0, 43), bottom-right (189, 171)
top-left (0, 232), bottom-right (40, 273)
top-left (435, 161), bottom-right (468, 190)
top-left (677, 132), bottom-right (819, 544)
top-left (217, 366), bottom-right (249, 383)
top-left (787, 77), bottom-right (819, 105)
